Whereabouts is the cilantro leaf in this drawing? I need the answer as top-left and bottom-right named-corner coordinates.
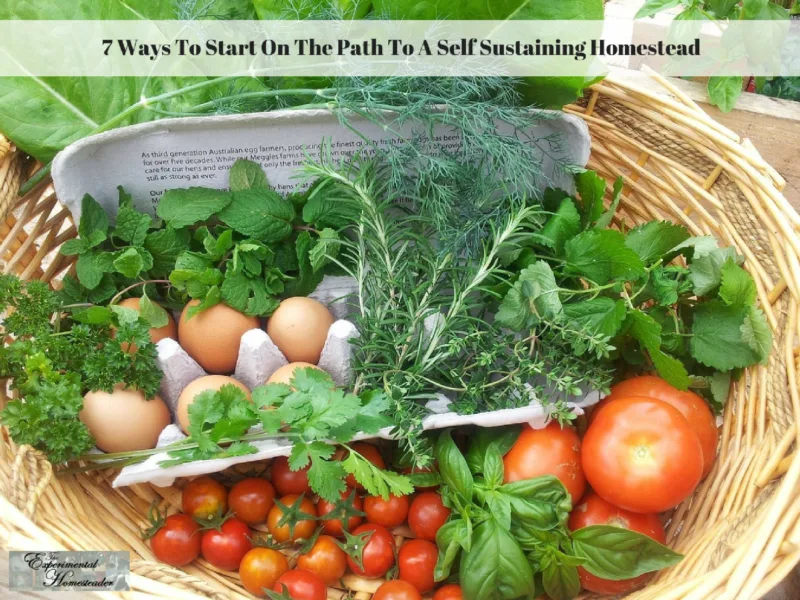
top-left (538, 198), bottom-right (581, 254)
top-left (341, 449), bottom-right (414, 500)
top-left (157, 188), bottom-right (232, 229)
top-left (625, 221), bottom-right (690, 264)
top-left (219, 189), bottom-right (295, 242)
top-left (496, 261), bottom-right (562, 331)
top-left (307, 445), bottom-right (348, 502)
top-left (690, 300), bottom-right (767, 370)
top-left (565, 230), bottom-right (646, 284)
top-left (719, 259), bottom-right (757, 306)
top-left (229, 159), bottom-right (269, 192)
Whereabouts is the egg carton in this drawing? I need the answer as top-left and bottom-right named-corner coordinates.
top-left (112, 276), bottom-right (600, 488)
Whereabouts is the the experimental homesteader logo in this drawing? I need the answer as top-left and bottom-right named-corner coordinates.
top-left (9, 551), bottom-right (130, 591)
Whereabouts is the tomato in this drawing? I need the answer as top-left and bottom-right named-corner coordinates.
top-left (200, 517), bottom-right (252, 571)
top-left (346, 523), bottom-right (396, 578)
top-left (433, 584), bottom-right (463, 600)
top-left (373, 580), bottom-right (423, 600)
top-left (239, 548), bottom-right (289, 597)
top-left (398, 539), bottom-right (438, 593)
top-left (364, 494), bottom-right (410, 529)
top-left (503, 422), bottom-right (586, 502)
top-left (582, 397), bottom-right (704, 513)
top-left (296, 535), bottom-right (347, 586)
top-left (316, 488), bottom-right (363, 537)
top-left (569, 491), bottom-right (666, 594)
top-left (408, 492), bottom-right (451, 542)
top-left (267, 494), bottom-right (317, 543)
top-left (272, 569), bottom-right (327, 600)
top-left (182, 476), bottom-right (228, 521)
top-left (271, 456), bottom-right (311, 496)
top-left (335, 443), bottom-right (386, 490)
top-left (229, 478), bottom-right (276, 525)
top-left (594, 376), bottom-right (718, 478)
top-left (149, 513), bottom-right (201, 567)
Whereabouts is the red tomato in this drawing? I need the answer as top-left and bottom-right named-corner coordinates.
top-left (182, 476), bottom-right (228, 521)
top-left (398, 539), bottom-right (438, 593)
top-left (239, 548), bottom-right (289, 597)
top-left (594, 376), bottom-right (718, 478)
top-left (273, 569), bottom-right (327, 600)
top-left (346, 523), bottom-right (396, 578)
top-left (296, 535), bottom-right (347, 586)
top-left (271, 456), bottom-right (311, 496)
top-left (267, 495), bottom-right (317, 543)
top-left (373, 580), bottom-right (423, 600)
top-left (335, 443), bottom-right (386, 490)
top-left (229, 478), bottom-right (276, 525)
top-left (364, 494), bottom-right (410, 529)
top-left (569, 491), bottom-right (666, 594)
top-left (149, 513), bottom-right (201, 567)
top-left (582, 397), bottom-right (704, 513)
top-left (433, 584), bottom-right (463, 600)
top-left (408, 492), bottom-right (451, 543)
top-left (316, 488), bottom-right (363, 537)
top-left (200, 517), bottom-right (252, 571)
top-left (503, 422), bottom-right (586, 503)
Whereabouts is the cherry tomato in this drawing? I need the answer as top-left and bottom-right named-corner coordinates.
top-left (593, 376), bottom-right (718, 478)
top-left (228, 478), bottom-right (276, 526)
top-left (296, 535), bottom-right (347, 586)
top-left (433, 584), bottom-right (463, 600)
top-left (182, 476), bottom-right (228, 521)
top-left (200, 517), bottom-right (252, 571)
top-left (408, 492), bottom-right (450, 542)
top-left (346, 523), bottom-right (396, 578)
top-left (239, 548), bottom-right (289, 597)
top-left (364, 494), bottom-right (410, 529)
top-left (271, 456), bottom-right (311, 496)
top-left (272, 569), bottom-right (327, 600)
top-left (582, 397), bottom-right (704, 513)
top-left (335, 443), bottom-right (386, 490)
top-left (316, 488), bottom-right (363, 537)
top-left (267, 494), bottom-right (317, 543)
top-left (503, 422), bottom-right (586, 502)
top-left (569, 491), bottom-right (666, 594)
top-left (398, 539), bottom-right (438, 593)
top-left (373, 580), bottom-right (423, 600)
top-left (149, 513), bottom-right (201, 567)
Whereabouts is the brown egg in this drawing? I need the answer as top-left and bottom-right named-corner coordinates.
top-left (118, 297), bottom-right (177, 344)
top-left (177, 375), bottom-right (252, 433)
top-left (267, 362), bottom-right (324, 386)
top-left (80, 385), bottom-right (170, 453)
top-left (179, 300), bottom-right (260, 374)
top-left (266, 297), bottom-right (334, 364)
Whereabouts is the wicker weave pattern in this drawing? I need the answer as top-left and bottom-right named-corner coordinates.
top-left (1, 72), bottom-right (799, 600)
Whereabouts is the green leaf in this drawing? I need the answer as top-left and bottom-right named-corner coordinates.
top-left (719, 259), bottom-right (757, 306)
top-left (110, 305), bottom-right (140, 326)
top-left (185, 285), bottom-right (221, 320)
top-left (542, 560), bottom-right (581, 600)
top-left (60, 238), bottom-right (88, 256)
top-left (341, 451), bottom-right (414, 500)
top-left (635, 0), bottom-right (681, 19)
top-left (593, 177), bottom-right (624, 229)
top-left (144, 227), bottom-right (190, 277)
top-left (627, 310), bottom-right (690, 389)
top-left (138, 292), bottom-right (169, 329)
top-left (689, 247), bottom-right (741, 296)
top-left (459, 519), bottom-right (536, 600)
top-left (302, 181), bottom-right (362, 228)
top-left (496, 261), bottom-right (562, 331)
top-left (219, 189), bottom-right (295, 243)
top-left (709, 371), bottom-right (732, 412)
top-left (691, 300), bottom-right (768, 370)
top-left (78, 194), bottom-right (109, 245)
top-left (435, 430), bottom-right (473, 503)
top-left (571, 525), bottom-right (683, 580)
top-left (466, 426), bottom-right (521, 475)
top-left (671, 236), bottom-right (719, 260)
top-left (565, 229), bottom-right (646, 284)
top-left (114, 196), bottom-right (152, 246)
top-left (707, 0), bottom-right (740, 18)
top-left (649, 348), bottom-right (691, 391)
top-left (539, 198), bottom-right (580, 254)
top-left (76, 252), bottom-right (114, 290)
top-left (228, 159), bottom-right (269, 192)
top-left (575, 170), bottom-right (606, 228)
top-left (310, 228), bottom-right (340, 273)
top-left (157, 188), bottom-right (232, 229)
top-left (113, 247), bottom-right (144, 278)
top-left (72, 306), bottom-right (114, 325)
top-left (707, 77), bottom-right (743, 113)
top-left (625, 221), bottom-right (690, 264)
top-left (287, 231), bottom-right (324, 297)
top-left (498, 476), bottom-right (572, 529)
top-left (483, 443), bottom-right (505, 490)
top-left (435, 519), bottom-right (467, 582)
top-left (563, 298), bottom-right (627, 338)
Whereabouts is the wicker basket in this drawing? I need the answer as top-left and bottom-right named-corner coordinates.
top-left (1, 71), bottom-right (799, 600)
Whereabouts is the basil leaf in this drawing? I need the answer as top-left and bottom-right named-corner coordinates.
top-left (571, 525), bottom-right (683, 580)
top-left (483, 443), bottom-right (504, 489)
top-left (459, 518), bottom-right (536, 600)
top-left (435, 430), bottom-right (473, 503)
top-left (542, 560), bottom-right (581, 600)
top-left (434, 518), bottom-right (469, 581)
top-left (466, 426), bottom-right (520, 475)
top-left (499, 475), bottom-right (572, 531)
